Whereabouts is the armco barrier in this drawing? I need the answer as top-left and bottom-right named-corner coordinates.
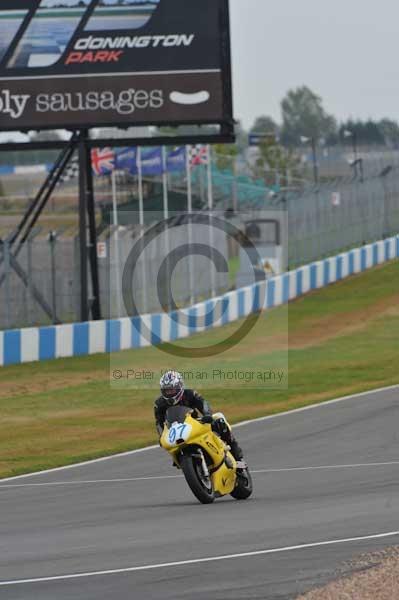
top-left (0, 236), bottom-right (398, 367)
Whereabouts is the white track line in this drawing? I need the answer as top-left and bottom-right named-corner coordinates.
top-left (234, 384), bottom-right (399, 429)
top-left (1, 461), bottom-right (399, 489)
top-left (0, 475), bottom-right (182, 489)
top-left (0, 445), bottom-right (158, 483)
top-left (252, 461), bottom-right (399, 474)
top-left (1, 531), bottom-right (399, 586)
top-left (1, 384), bottom-right (397, 484)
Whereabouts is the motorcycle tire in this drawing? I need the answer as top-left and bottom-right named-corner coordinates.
top-left (230, 467), bottom-right (253, 500)
top-left (181, 454), bottom-right (215, 504)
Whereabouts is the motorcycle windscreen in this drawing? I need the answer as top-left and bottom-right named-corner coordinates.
top-left (165, 406), bottom-right (192, 426)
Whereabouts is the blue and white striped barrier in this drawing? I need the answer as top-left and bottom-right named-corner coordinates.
top-left (1, 236), bottom-right (398, 367)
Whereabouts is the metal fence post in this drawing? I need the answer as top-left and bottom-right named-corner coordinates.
top-left (27, 227), bottom-right (42, 327)
top-left (27, 236), bottom-right (33, 326)
top-left (3, 241), bottom-right (11, 329)
top-left (49, 231), bottom-right (57, 324)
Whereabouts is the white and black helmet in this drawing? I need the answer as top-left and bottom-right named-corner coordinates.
top-left (160, 370), bottom-right (184, 405)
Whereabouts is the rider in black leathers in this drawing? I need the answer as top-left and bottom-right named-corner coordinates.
top-left (154, 371), bottom-right (244, 461)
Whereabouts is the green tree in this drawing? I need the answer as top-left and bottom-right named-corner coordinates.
top-left (213, 143), bottom-right (239, 171)
top-left (250, 115), bottom-right (279, 135)
top-left (340, 119), bottom-right (385, 146)
top-left (196, 121), bottom-right (247, 171)
top-left (281, 86), bottom-right (337, 146)
top-left (378, 119), bottom-right (399, 148)
top-left (251, 137), bottom-right (300, 187)
top-left (234, 120), bottom-right (249, 153)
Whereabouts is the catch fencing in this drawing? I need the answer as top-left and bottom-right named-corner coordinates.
top-left (173, 160), bottom-right (399, 268)
top-left (1, 161), bottom-right (399, 330)
top-left (0, 235), bottom-right (398, 367)
top-left (287, 171), bottom-right (399, 268)
top-left (0, 222), bottom-right (230, 330)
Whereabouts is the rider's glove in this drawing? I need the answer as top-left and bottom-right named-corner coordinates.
top-left (200, 415), bottom-right (213, 424)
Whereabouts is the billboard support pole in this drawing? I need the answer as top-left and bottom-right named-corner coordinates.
top-left (78, 134), bottom-right (89, 323)
top-left (84, 132), bottom-right (102, 321)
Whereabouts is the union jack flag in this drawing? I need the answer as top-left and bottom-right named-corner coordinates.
top-left (189, 145), bottom-right (209, 167)
top-left (91, 147), bottom-right (115, 176)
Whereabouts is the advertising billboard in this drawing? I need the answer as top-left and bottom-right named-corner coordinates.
top-left (0, 0), bottom-right (233, 132)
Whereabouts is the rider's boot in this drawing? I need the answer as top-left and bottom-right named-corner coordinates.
top-left (230, 438), bottom-right (244, 461)
top-left (212, 414), bottom-right (245, 463)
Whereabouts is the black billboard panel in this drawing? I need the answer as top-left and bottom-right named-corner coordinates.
top-left (0, 0), bottom-right (233, 132)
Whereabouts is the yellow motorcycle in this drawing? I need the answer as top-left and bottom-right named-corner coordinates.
top-left (160, 406), bottom-right (253, 504)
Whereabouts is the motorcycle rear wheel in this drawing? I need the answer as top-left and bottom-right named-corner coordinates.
top-left (181, 454), bottom-right (215, 504)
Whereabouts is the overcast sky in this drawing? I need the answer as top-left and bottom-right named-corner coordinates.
top-left (230, 0), bottom-right (399, 129)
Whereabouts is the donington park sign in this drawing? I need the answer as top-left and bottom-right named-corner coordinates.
top-left (0, 0), bottom-right (233, 131)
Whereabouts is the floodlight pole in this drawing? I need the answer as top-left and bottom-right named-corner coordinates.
top-left (351, 132), bottom-right (361, 181)
top-left (311, 137), bottom-right (319, 185)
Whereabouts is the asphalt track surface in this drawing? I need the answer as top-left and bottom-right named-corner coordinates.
top-left (1, 386), bottom-right (399, 599)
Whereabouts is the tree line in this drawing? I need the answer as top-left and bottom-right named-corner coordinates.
top-left (249, 86), bottom-right (399, 148)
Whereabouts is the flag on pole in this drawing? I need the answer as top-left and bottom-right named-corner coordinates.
top-left (140, 148), bottom-right (163, 176)
top-left (189, 145), bottom-right (209, 166)
top-left (137, 147), bottom-right (144, 227)
top-left (115, 147), bottom-right (137, 174)
top-left (162, 146), bottom-right (169, 220)
top-left (59, 154), bottom-right (79, 184)
top-left (91, 147), bottom-right (115, 176)
top-left (166, 146), bottom-right (186, 172)
top-left (58, 145), bottom-right (186, 182)
top-left (206, 143), bottom-right (213, 210)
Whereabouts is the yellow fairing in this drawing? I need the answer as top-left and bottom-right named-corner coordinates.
top-left (160, 414), bottom-right (237, 496)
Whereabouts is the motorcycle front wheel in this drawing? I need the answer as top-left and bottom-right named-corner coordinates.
top-left (180, 454), bottom-right (215, 504)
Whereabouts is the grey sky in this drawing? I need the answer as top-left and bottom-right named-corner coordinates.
top-left (230, 0), bottom-right (399, 129)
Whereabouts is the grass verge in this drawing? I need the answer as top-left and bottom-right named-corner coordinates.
top-left (0, 260), bottom-right (398, 479)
